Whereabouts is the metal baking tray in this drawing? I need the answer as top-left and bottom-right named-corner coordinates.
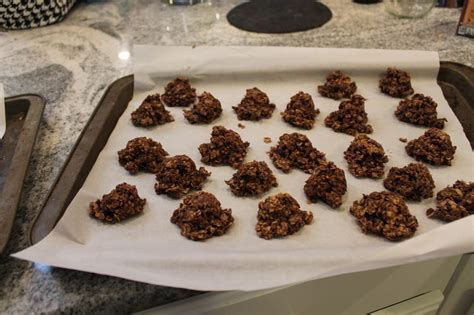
top-left (29, 62), bottom-right (474, 245)
top-left (437, 62), bottom-right (474, 149)
top-left (0, 94), bottom-right (45, 254)
top-left (30, 75), bottom-right (133, 244)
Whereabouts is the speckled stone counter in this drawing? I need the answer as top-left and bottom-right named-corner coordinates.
top-left (0, 1), bottom-right (472, 313)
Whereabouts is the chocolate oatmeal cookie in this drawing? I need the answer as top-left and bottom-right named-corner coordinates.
top-left (317, 70), bottom-right (357, 100)
top-left (89, 183), bottom-right (146, 223)
top-left (171, 192), bottom-right (234, 241)
top-left (183, 92), bottom-right (222, 124)
top-left (118, 137), bottom-right (168, 174)
top-left (281, 91), bottom-right (320, 129)
top-left (131, 94), bottom-right (174, 127)
top-left (395, 94), bottom-right (447, 129)
top-left (199, 126), bottom-right (250, 168)
top-left (383, 163), bottom-right (435, 201)
top-left (268, 133), bottom-right (326, 174)
top-left (304, 162), bottom-right (347, 209)
top-left (344, 135), bottom-right (388, 178)
top-left (225, 161), bottom-right (278, 197)
top-left (233, 87), bottom-right (275, 121)
top-left (324, 95), bottom-right (373, 136)
top-left (155, 155), bottom-right (210, 199)
top-left (426, 180), bottom-right (474, 222)
top-left (161, 77), bottom-right (196, 107)
top-left (350, 191), bottom-right (418, 241)
top-left (379, 67), bottom-right (414, 98)
top-left (256, 193), bottom-right (313, 240)
top-left (405, 128), bottom-right (456, 166)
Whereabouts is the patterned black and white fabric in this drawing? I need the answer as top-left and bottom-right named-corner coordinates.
top-left (0, 0), bottom-right (77, 30)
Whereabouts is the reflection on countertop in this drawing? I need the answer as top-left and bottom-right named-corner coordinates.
top-left (0, 0), bottom-right (472, 313)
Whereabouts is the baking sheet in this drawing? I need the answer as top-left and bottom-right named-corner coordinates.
top-left (14, 46), bottom-right (474, 291)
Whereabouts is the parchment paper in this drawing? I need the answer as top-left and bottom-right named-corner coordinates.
top-left (0, 84), bottom-right (5, 140)
top-left (14, 46), bottom-right (474, 291)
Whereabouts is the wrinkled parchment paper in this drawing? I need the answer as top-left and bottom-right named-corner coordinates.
top-left (14, 46), bottom-right (474, 291)
top-left (0, 84), bottom-right (5, 140)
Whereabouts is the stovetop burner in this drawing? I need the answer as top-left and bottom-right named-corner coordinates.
top-left (227, 0), bottom-right (332, 34)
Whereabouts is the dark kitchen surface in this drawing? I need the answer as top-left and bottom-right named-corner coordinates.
top-left (0, 1), bottom-right (472, 313)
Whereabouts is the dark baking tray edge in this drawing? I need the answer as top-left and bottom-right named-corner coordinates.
top-left (437, 62), bottom-right (474, 149)
top-left (29, 62), bottom-right (474, 246)
top-left (1, 94), bottom-right (45, 254)
top-left (29, 75), bottom-right (134, 245)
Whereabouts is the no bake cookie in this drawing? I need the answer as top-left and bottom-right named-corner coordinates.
top-left (324, 95), bottom-right (373, 136)
top-left (426, 180), bottom-right (474, 222)
top-left (131, 94), bottom-right (174, 127)
top-left (344, 135), bottom-right (388, 178)
top-left (233, 87), bottom-right (275, 121)
top-left (256, 193), bottom-right (313, 240)
top-left (225, 160), bottom-right (278, 197)
top-left (405, 128), bottom-right (456, 166)
top-left (318, 70), bottom-right (357, 100)
top-left (118, 137), bottom-right (168, 174)
top-left (183, 92), bottom-right (222, 124)
top-left (383, 163), bottom-right (435, 201)
top-left (89, 183), bottom-right (146, 223)
top-left (350, 191), bottom-right (418, 241)
top-left (161, 77), bottom-right (196, 107)
top-left (155, 155), bottom-right (210, 198)
top-left (199, 126), bottom-right (250, 168)
top-left (268, 133), bottom-right (326, 174)
top-left (304, 162), bottom-right (347, 209)
top-left (379, 67), bottom-right (414, 98)
top-left (171, 192), bottom-right (234, 241)
top-left (395, 93), bottom-right (446, 129)
top-left (281, 91), bottom-right (320, 129)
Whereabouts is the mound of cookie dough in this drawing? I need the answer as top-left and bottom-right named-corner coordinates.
top-left (268, 133), bottom-right (326, 174)
top-left (304, 162), bottom-right (347, 209)
top-left (199, 126), bottom-right (250, 168)
top-left (155, 155), bottom-right (210, 199)
top-left (344, 135), bottom-right (388, 178)
top-left (395, 93), bottom-right (446, 129)
top-left (426, 180), bottom-right (474, 222)
top-left (161, 77), bottom-right (196, 107)
top-left (405, 128), bottom-right (456, 166)
top-left (256, 193), bottom-right (313, 240)
top-left (118, 137), bottom-right (168, 174)
top-left (317, 70), bottom-right (357, 100)
top-left (183, 92), bottom-right (222, 124)
top-left (324, 95), bottom-right (373, 136)
top-left (233, 87), bottom-right (275, 121)
top-left (225, 161), bottom-right (278, 197)
top-left (171, 192), bottom-right (234, 241)
top-left (350, 191), bottom-right (418, 241)
top-left (89, 183), bottom-right (146, 223)
top-left (131, 93), bottom-right (174, 127)
top-left (379, 67), bottom-right (414, 98)
top-left (384, 163), bottom-right (435, 201)
top-left (281, 91), bottom-right (320, 129)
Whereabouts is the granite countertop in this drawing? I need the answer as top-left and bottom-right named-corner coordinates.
top-left (0, 0), bottom-right (472, 313)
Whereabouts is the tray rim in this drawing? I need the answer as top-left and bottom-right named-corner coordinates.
top-left (28, 75), bottom-right (134, 246)
top-left (1, 93), bottom-right (45, 254)
top-left (437, 61), bottom-right (474, 88)
top-left (28, 61), bottom-right (474, 246)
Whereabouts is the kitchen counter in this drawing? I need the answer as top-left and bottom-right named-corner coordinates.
top-left (0, 1), bottom-right (472, 313)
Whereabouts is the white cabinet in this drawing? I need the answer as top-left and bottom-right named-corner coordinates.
top-left (138, 255), bottom-right (472, 315)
